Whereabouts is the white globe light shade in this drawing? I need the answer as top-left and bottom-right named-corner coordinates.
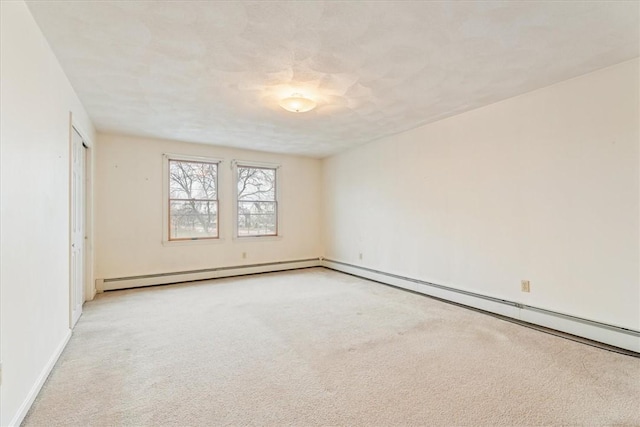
top-left (279, 94), bottom-right (316, 113)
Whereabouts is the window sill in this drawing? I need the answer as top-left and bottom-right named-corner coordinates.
top-left (233, 235), bottom-right (283, 243)
top-left (162, 238), bottom-right (226, 247)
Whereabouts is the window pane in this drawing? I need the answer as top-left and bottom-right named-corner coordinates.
top-left (237, 167), bottom-right (275, 201)
top-left (169, 160), bottom-right (217, 200)
top-left (237, 201), bottom-right (277, 236)
top-left (170, 200), bottom-right (218, 239)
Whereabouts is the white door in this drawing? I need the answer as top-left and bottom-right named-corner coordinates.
top-left (70, 128), bottom-right (86, 327)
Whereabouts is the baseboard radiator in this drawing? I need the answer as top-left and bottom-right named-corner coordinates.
top-left (322, 258), bottom-right (640, 354)
top-left (96, 258), bottom-right (321, 292)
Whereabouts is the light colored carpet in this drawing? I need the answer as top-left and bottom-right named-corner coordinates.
top-left (23, 268), bottom-right (640, 426)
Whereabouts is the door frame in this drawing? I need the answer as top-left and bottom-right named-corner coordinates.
top-left (69, 114), bottom-right (94, 328)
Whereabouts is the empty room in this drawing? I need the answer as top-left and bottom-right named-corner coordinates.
top-left (1, 1), bottom-right (639, 426)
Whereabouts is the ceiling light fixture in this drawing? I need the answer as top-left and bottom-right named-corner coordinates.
top-left (279, 93), bottom-right (316, 113)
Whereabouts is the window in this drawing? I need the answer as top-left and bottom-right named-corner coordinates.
top-left (236, 165), bottom-right (278, 237)
top-left (168, 158), bottom-right (219, 240)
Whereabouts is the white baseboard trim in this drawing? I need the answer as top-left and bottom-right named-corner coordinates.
top-left (322, 259), bottom-right (640, 354)
top-left (97, 258), bottom-right (322, 292)
top-left (8, 329), bottom-right (72, 427)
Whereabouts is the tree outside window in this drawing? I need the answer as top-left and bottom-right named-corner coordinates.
top-left (169, 159), bottom-right (218, 240)
top-left (237, 166), bottom-right (277, 237)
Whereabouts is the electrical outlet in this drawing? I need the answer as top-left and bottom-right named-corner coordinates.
top-left (242, 252), bottom-right (247, 259)
top-left (358, 253), bottom-right (363, 260)
top-left (521, 280), bottom-right (530, 293)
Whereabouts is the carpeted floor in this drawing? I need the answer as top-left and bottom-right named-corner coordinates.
top-left (23, 268), bottom-right (640, 426)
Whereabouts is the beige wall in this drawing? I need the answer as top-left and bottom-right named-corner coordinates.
top-left (0, 1), bottom-right (96, 425)
top-left (95, 134), bottom-right (322, 280)
top-left (323, 59), bottom-right (640, 330)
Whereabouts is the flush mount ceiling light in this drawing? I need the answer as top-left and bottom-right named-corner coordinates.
top-left (279, 93), bottom-right (316, 113)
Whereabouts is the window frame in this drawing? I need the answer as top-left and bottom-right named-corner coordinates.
top-left (162, 154), bottom-right (223, 245)
top-left (232, 160), bottom-right (281, 240)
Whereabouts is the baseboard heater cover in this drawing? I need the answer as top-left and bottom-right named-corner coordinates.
top-left (97, 258), bottom-right (321, 291)
top-left (322, 258), bottom-right (640, 354)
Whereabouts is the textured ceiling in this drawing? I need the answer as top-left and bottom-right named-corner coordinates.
top-left (26, 1), bottom-right (639, 157)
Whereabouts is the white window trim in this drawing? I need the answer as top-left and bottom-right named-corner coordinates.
top-left (162, 153), bottom-right (225, 246)
top-left (232, 159), bottom-right (282, 241)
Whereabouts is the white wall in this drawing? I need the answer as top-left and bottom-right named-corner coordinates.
top-left (323, 59), bottom-right (639, 331)
top-left (95, 134), bottom-right (322, 281)
top-left (0, 1), bottom-right (96, 425)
